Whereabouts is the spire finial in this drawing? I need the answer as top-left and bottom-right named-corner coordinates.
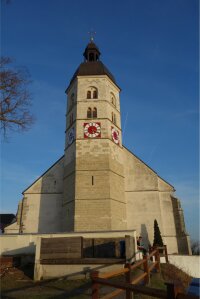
top-left (88, 30), bottom-right (96, 42)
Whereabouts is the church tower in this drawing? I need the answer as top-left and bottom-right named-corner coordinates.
top-left (63, 40), bottom-right (127, 231)
top-left (4, 39), bottom-right (191, 255)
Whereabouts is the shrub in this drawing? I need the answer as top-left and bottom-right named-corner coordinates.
top-left (153, 219), bottom-right (164, 247)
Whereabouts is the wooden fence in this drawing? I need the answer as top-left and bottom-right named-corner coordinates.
top-left (91, 246), bottom-right (198, 299)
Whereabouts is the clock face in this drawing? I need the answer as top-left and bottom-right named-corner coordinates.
top-left (111, 127), bottom-right (119, 144)
top-left (84, 122), bottom-right (101, 138)
top-left (67, 127), bottom-right (75, 145)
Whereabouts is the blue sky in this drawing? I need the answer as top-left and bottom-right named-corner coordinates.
top-left (1, 0), bottom-right (199, 240)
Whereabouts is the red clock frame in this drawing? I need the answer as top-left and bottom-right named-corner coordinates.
top-left (84, 122), bottom-right (101, 138)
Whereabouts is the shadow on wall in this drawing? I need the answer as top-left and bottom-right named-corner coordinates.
top-left (141, 224), bottom-right (151, 249)
top-left (2, 243), bottom-right (36, 256)
top-left (83, 240), bottom-right (125, 258)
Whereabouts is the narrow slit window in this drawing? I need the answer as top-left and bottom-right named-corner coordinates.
top-left (70, 113), bottom-right (73, 125)
top-left (111, 93), bottom-right (116, 106)
top-left (92, 176), bottom-right (94, 185)
top-left (71, 93), bottom-right (74, 106)
top-left (114, 114), bottom-right (116, 125)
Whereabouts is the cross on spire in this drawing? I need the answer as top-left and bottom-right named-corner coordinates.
top-left (88, 30), bottom-right (96, 42)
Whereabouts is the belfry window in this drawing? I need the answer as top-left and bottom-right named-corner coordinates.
top-left (111, 92), bottom-right (116, 106)
top-left (87, 107), bottom-right (92, 118)
top-left (93, 89), bottom-right (98, 99)
top-left (87, 86), bottom-right (98, 99)
top-left (83, 41), bottom-right (100, 62)
top-left (93, 107), bottom-right (97, 118)
top-left (89, 53), bottom-right (95, 61)
top-left (87, 107), bottom-right (97, 119)
top-left (87, 91), bottom-right (91, 99)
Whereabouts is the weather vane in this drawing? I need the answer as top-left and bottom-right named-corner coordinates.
top-left (88, 30), bottom-right (96, 42)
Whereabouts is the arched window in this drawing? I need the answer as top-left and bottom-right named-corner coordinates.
top-left (93, 107), bottom-right (97, 118)
top-left (93, 89), bottom-right (98, 99)
top-left (87, 91), bottom-right (91, 99)
top-left (110, 92), bottom-right (116, 106)
top-left (87, 87), bottom-right (98, 99)
top-left (87, 107), bottom-right (92, 118)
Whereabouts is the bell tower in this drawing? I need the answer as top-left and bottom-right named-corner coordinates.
top-left (62, 40), bottom-right (127, 232)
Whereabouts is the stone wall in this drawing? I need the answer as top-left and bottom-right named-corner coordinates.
top-left (63, 76), bottom-right (127, 231)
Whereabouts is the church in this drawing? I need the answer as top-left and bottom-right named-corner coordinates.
top-left (5, 40), bottom-right (191, 255)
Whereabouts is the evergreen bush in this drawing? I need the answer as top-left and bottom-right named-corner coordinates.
top-left (153, 219), bottom-right (164, 247)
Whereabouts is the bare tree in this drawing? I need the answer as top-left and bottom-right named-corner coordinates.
top-left (0, 57), bottom-right (34, 137)
top-left (191, 240), bottom-right (200, 255)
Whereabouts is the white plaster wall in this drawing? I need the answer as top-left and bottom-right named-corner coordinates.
top-left (162, 236), bottom-right (179, 254)
top-left (161, 255), bottom-right (200, 278)
top-left (7, 157), bottom-right (65, 234)
top-left (126, 191), bottom-right (163, 242)
top-left (0, 230), bottom-right (136, 256)
top-left (20, 194), bottom-right (63, 233)
top-left (0, 234), bottom-right (38, 255)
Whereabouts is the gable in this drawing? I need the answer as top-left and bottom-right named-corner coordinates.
top-left (158, 176), bottom-right (174, 191)
top-left (23, 156), bottom-right (64, 194)
top-left (123, 146), bottom-right (174, 191)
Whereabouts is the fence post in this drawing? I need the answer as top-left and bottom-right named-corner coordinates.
top-left (91, 271), bottom-right (100, 299)
top-left (155, 248), bottom-right (161, 273)
top-left (165, 282), bottom-right (176, 299)
top-left (143, 255), bottom-right (150, 285)
top-left (165, 282), bottom-right (184, 299)
top-left (125, 263), bottom-right (132, 299)
top-left (149, 246), bottom-right (153, 261)
top-left (164, 245), bottom-right (169, 263)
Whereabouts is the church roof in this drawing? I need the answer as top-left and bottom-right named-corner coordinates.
top-left (0, 214), bottom-right (16, 225)
top-left (70, 61), bottom-right (116, 85)
top-left (67, 41), bottom-right (119, 91)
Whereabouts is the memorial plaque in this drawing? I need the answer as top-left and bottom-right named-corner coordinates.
top-left (40, 237), bottom-right (82, 259)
